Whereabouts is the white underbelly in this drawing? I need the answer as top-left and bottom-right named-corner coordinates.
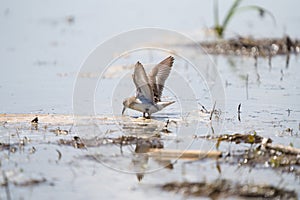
top-left (131, 103), bottom-right (159, 114)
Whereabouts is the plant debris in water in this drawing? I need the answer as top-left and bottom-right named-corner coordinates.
top-left (229, 144), bottom-right (300, 173)
top-left (57, 135), bottom-right (164, 150)
top-left (161, 179), bottom-right (297, 199)
top-left (0, 137), bottom-right (30, 153)
top-left (197, 132), bottom-right (300, 175)
top-left (112, 135), bottom-right (163, 148)
top-left (199, 36), bottom-right (299, 57)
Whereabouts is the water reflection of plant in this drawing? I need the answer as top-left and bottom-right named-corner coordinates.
top-left (213, 0), bottom-right (276, 38)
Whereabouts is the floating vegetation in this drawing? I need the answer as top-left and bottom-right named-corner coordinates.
top-left (198, 132), bottom-right (271, 145)
top-left (161, 179), bottom-right (297, 199)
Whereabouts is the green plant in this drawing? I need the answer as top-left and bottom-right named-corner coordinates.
top-left (213, 0), bottom-right (276, 38)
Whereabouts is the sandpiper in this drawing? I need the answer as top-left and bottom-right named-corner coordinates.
top-left (122, 56), bottom-right (175, 118)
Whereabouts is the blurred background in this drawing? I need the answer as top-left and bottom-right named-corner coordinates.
top-left (0, 0), bottom-right (299, 113)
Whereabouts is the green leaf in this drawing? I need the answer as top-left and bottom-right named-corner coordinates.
top-left (221, 0), bottom-right (243, 33)
top-left (236, 5), bottom-right (277, 26)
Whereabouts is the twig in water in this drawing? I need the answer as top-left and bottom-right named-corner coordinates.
top-left (165, 119), bottom-right (170, 128)
top-left (286, 53), bottom-right (290, 68)
top-left (2, 121), bottom-right (8, 128)
top-left (225, 80), bottom-right (231, 87)
top-left (2, 171), bottom-right (11, 200)
top-left (286, 109), bottom-right (291, 117)
top-left (211, 125), bottom-right (215, 135)
top-left (285, 36), bottom-right (292, 68)
top-left (68, 124), bottom-right (74, 134)
top-left (256, 73), bottom-right (261, 83)
top-left (198, 103), bottom-right (209, 113)
top-left (245, 74), bottom-right (249, 99)
top-left (7, 130), bottom-right (11, 159)
top-left (237, 103), bottom-right (241, 122)
top-left (182, 112), bottom-right (190, 123)
top-left (280, 69), bottom-right (284, 81)
top-left (210, 101), bottom-right (216, 121)
top-left (162, 119), bottom-right (172, 133)
top-left (268, 53), bottom-right (272, 69)
top-left (56, 149), bottom-right (62, 162)
top-left (254, 55), bottom-right (258, 68)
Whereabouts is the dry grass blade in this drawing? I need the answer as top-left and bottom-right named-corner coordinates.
top-left (265, 143), bottom-right (300, 155)
top-left (210, 101), bottom-right (216, 121)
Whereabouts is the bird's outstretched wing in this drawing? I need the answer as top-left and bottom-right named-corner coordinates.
top-left (148, 56), bottom-right (174, 102)
top-left (133, 61), bottom-right (154, 102)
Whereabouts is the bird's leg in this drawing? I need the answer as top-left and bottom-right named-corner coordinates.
top-left (145, 112), bottom-right (151, 119)
top-left (144, 109), bottom-right (151, 119)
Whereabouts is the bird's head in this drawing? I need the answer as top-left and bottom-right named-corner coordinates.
top-left (122, 97), bottom-right (134, 115)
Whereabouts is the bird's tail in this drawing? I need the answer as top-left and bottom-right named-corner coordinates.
top-left (157, 101), bottom-right (175, 110)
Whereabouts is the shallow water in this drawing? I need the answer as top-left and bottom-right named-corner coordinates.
top-left (1, 54), bottom-right (299, 199)
top-left (1, 1), bottom-right (300, 199)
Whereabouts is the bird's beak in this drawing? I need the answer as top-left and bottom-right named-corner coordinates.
top-left (122, 106), bottom-right (126, 115)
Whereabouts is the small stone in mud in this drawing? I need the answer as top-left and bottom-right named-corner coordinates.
top-left (31, 117), bottom-right (38, 124)
top-left (51, 127), bottom-right (68, 136)
top-left (73, 136), bottom-right (86, 149)
top-left (66, 15), bottom-right (75, 24)
top-left (29, 146), bottom-right (36, 154)
top-left (10, 146), bottom-right (17, 153)
top-left (58, 137), bottom-right (86, 149)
